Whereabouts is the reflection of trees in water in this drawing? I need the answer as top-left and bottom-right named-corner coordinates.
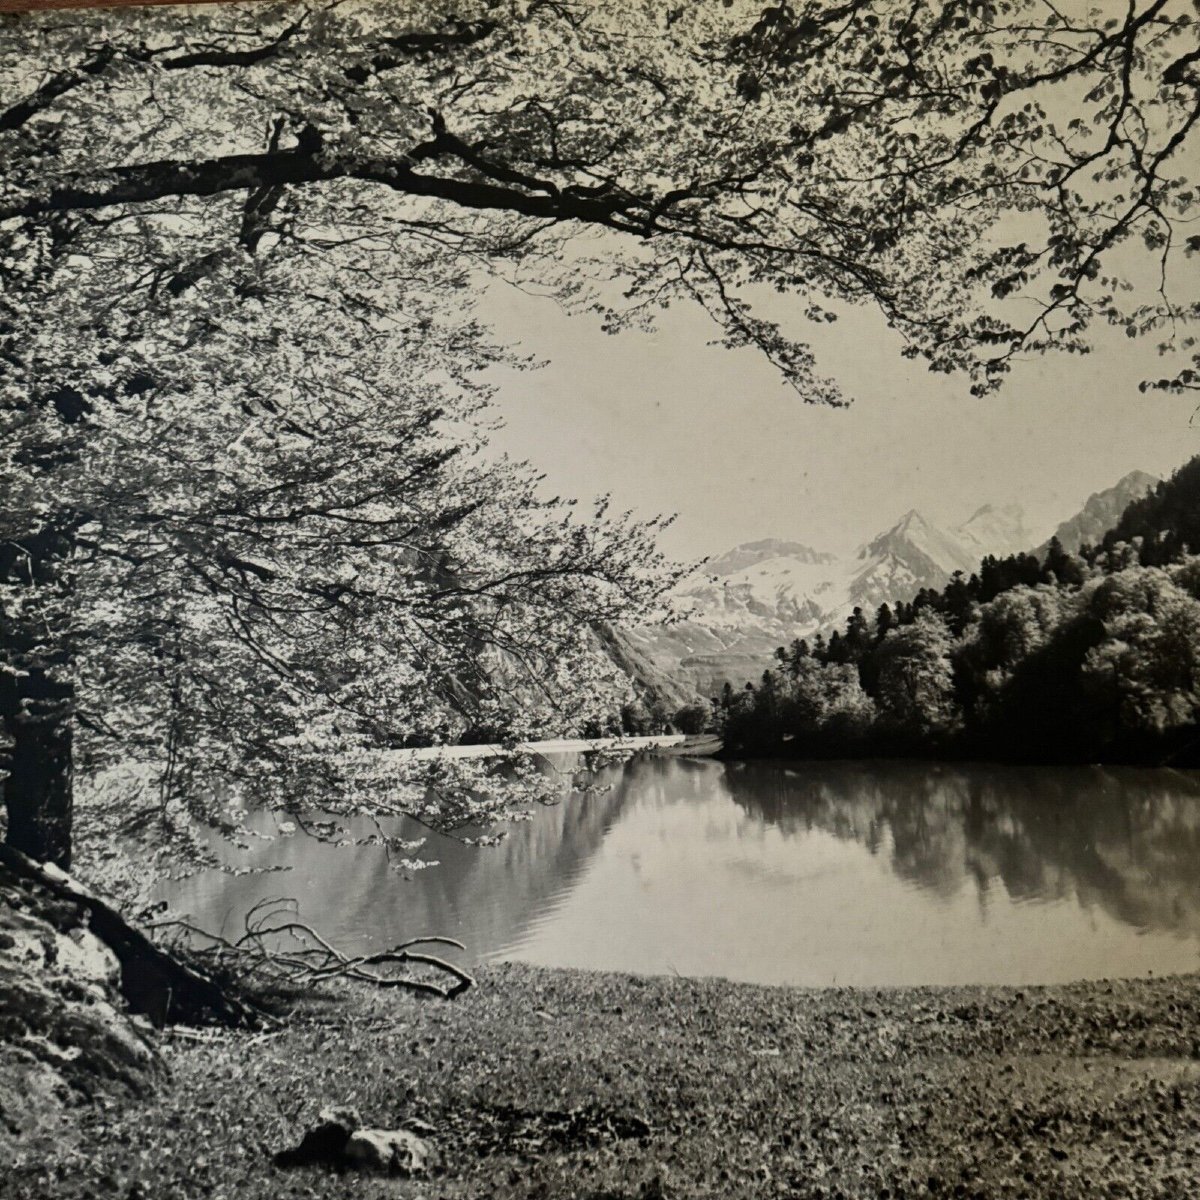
top-left (166, 756), bottom-right (1200, 963)
top-left (165, 754), bottom-right (658, 957)
top-left (724, 761), bottom-right (1200, 937)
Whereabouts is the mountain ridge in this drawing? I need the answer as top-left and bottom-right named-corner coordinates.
top-left (1037, 470), bottom-right (1159, 556)
top-left (615, 470), bottom-right (1159, 700)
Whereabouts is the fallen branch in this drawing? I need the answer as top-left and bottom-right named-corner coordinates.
top-left (155, 897), bottom-right (475, 1001)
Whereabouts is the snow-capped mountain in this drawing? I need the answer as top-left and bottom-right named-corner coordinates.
top-left (618, 511), bottom-right (996, 698)
top-left (956, 503), bottom-right (1038, 558)
top-left (702, 538), bottom-right (838, 576)
top-left (616, 539), bottom-right (843, 700)
top-left (1037, 470), bottom-right (1159, 555)
top-left (845, 509), bottom-right (979, 614)
top-left (615, 472), bottom-right (1156, 699)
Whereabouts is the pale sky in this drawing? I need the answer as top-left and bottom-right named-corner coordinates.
top-left (484, 276), bottom-right (1198, 565)
top-left (476, 8), bottom-right (1199, 570)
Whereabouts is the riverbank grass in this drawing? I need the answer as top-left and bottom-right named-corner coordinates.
top-left (11, 964), bottom-right (1200, 1199)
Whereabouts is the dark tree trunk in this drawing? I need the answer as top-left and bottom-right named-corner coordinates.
top-left (1, 522), bottom-right (78, 872)
top-left (2, 666), bottom-right (75, 870)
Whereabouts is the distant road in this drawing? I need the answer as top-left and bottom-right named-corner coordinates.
top-left (389, 735), bottom-right (686, 762)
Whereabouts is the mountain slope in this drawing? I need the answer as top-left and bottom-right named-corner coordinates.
top-left (614, 469), bottom-right (1160, 698)
top-left (1094, 459), bottom-right (1200, 561)
top-left (1038, 470), bottom-right (1159, 555)
top-left (614, 539), bottom-right (844, 699)
top-left (957, 503), bottom-right (1036, 558)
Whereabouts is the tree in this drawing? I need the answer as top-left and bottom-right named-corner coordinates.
top-left (954, 581), bottom-right (1089, 749)
top-left (1042, 536), bottom-right (1085, 587)
top-left (843, 607), bottom-right (871, 660)
top-left (789, 638), bottom-right (811, 676)
top-left (875, 605), bottom-right (895, 641)
top-left (875, 610), bottom-right (958, 736)
top-left (3, 0), bottom-right (1199, 868)
top-left (674, 699), bottom-right (712, 735)
top-left (2, 0), bottom-right (1197, 399)
top-left (721, 654), bottom-right (875, 754)
top-left (1082, 564), bottom-right (1200, 739)
top-left (1, 196), bottom-right (677, 876)
top-left (825, 629), bottom-right (849, 664)
top-left (941, 572), bottom-right (975, 637)
top-left (796, 659), bottom-right (876, 743)
top-left (956, 584), bottom-right (1070, 685)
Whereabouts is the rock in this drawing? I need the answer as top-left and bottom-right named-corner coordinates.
top-left (0, 864), bottom-right (162, 1164)
top-left (275, 1107), bottom-right (437, 1176)
top-left (343, 1127), bottom-right (438, 1176)
top-left (273, 1108), bottom-right (360, 1168)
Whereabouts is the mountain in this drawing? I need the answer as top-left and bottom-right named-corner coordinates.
top-left (956, 503), bottom-right (1037, 558)
top-left (613, 469), bottom-right (1158, 700)
top-left (703, 539), bottom-right (838, 576)
top-left (617, 510), bottom-right (993, 698)
top-left (845, 509), bottom-right (979, 614)
top-left (1038, 470), bottom-right (1160, 555)
top-left (615, 539), bottom-right (844, 700)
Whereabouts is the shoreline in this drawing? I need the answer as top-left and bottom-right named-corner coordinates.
top-left (718, 742), bottom-right (1200, 772)
top-left (389, 734), bottom-right (689, 761)
top-left (12, 962), bottom-right (1200, 1198)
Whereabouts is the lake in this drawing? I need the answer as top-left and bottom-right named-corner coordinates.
top-left (163, 756), bottom-right (1200, 988)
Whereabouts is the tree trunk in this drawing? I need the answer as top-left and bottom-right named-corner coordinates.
top-left (1, 521), bottom-right (77, 871)
top-left (2, 666), bottom-right (74, 870)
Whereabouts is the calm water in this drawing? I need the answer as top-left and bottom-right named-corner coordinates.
top-left (164, 757), bottom-right (1200, 987)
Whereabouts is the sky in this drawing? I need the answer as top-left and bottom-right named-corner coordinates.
top-left (467, 0), bottom-right (1200, 569)
top-left (483, 274), bottom-right (1199, 566)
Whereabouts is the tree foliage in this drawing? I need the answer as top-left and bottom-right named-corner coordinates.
top-left (0, 24), bottom-right (688, 877)
top-left (725, 453), bottom-right (1200, 764)
top-left (874, 610), bottom-right (958, 734)
top-left (1, 0), bottom-right (1198, 400)
top-left (2, 0), bottom-right (1200, 873)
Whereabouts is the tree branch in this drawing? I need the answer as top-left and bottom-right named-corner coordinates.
top-left (0, 46), bottom-right (119, 132)
top-left (0, 141), bottom-right (643, 231)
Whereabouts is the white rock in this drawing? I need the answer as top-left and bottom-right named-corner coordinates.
top-left (343, 1127), bottom-right (437, 1176)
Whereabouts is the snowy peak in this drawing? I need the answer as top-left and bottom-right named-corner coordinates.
top-left (704, 538), bottom-right (837, 577)
top-left (840, 510), bottom-right (970, 615)
top-left (675, 544), bottom-right (840, 629)
top-left (858, 509), bottom-right (978, 578)
top-left (956, 502), bottom-right (1036, 559)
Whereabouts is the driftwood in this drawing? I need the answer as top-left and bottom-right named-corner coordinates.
top-left (0, 842), bottom-right (261, 1027)
top-left (154, 897), bottom-right (475, 1001)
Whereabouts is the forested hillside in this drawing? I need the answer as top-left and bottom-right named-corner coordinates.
top-left (723, 458), bottom-right (1200, 766)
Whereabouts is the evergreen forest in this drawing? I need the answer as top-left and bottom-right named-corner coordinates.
top-left (721, 457), bottom-right (1200, 767)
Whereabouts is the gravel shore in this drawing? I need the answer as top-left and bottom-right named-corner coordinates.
top-left (10, 964), bottom-right (1200, 1199)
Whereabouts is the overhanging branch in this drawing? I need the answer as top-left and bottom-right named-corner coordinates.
top-left (0, 142), bottom-right (642, 231)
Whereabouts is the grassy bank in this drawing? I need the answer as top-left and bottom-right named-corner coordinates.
top-left (11, 964), bottom-right (1200, 1199)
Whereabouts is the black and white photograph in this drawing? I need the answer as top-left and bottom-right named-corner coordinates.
top-left (2, 0), bottom-right (1200, 1195)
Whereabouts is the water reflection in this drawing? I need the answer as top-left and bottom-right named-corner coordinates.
top-left (164, 757), bottom-right (634, 959)
top-left (729, 760), bottom-right (1200, 938)
top-left (164, 757), bottom-right (1200, 987)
